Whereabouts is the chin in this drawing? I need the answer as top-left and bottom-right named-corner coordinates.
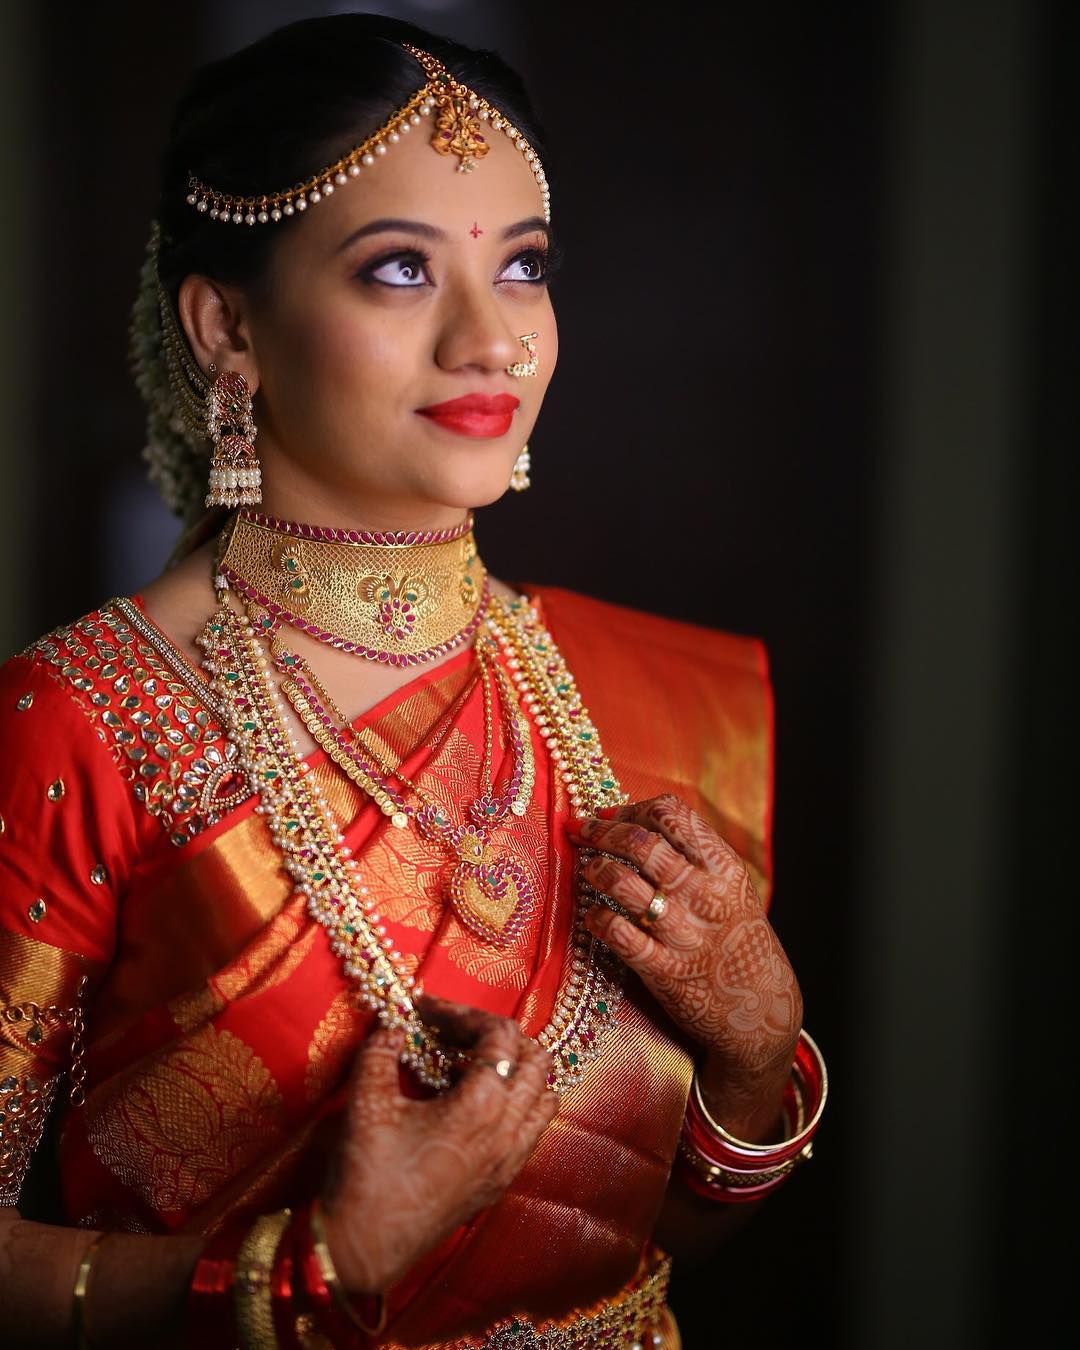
top-left (422, 460), bottom-right (520, 513)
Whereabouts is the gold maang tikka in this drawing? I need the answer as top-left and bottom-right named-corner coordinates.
top-left (184, 44), bottom-right (550, 226)
top-left (155, 50), bottom-right (550, 510)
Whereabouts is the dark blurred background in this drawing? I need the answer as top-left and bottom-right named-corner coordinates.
top-left (0, 1), bottom-right (1073, 1346)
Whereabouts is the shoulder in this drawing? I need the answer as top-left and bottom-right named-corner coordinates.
top-left (3, 602), bottom-right (134, 757)
top-left (528, 584), bottom-right (769, 685)
top-left (5, 596), bottom-right (232, 850)
top-left (525, 585), bottom-right (775, 900)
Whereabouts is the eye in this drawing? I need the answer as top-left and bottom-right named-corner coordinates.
top-left (363, 249), bottom-right (432, 287)
top-left (500, 247), bottom-right (549, 284)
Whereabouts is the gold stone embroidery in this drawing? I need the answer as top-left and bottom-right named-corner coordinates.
top-left (0, 1072), bottom-right (59, 1205)
top-left (2, 998), bottom-right (76, 1048)
top-left (84, 1025), bottom-right (284, 1213)
top-left (26, 601), bottom-right (243, 847)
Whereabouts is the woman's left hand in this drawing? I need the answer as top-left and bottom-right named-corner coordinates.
top-left (569, 794), bottom-right (803, 1135)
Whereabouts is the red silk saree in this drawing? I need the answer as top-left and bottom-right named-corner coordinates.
top-left (0, 584), bottom-right (773, 1346)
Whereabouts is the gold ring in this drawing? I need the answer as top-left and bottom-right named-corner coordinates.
top-left (475, 1056), bottom-right (515, 1080)
top-left (637, 890), bottom-right (668, 931)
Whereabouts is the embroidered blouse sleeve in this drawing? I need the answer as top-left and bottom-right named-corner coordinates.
top-left (0, 648), bottom-right (135, 1208)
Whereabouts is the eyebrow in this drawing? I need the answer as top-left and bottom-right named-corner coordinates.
top-left (335, 215), bottom-right (550, 252)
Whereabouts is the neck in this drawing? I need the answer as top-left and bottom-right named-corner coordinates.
top-left (257, 473), bottom-right (472, 538)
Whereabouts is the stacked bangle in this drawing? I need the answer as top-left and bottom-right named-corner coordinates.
top-left (678, 1028), bottom-right (828, 1202)
top-left (189, 1216), bottom-right (257, 1347)
top-left (188, 1201), bottom-right (386, 1349)
top-left (308, 1198), bottom-right (387, 1339)
top-left (235, 1209), bottom-right (295, 1349)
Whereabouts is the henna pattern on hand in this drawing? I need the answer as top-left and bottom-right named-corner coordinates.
top-left (320, 1008), bottom-right (557, 1297)
top-left (571, 794), bottom-right (803, 1105)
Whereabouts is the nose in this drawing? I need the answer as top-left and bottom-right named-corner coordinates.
top-left (433, 278), bottom-right (522, 376)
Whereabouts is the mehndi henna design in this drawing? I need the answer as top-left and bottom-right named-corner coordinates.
top-left (320, 1011), bottom-right (557, 1298)
top-left (571, 795), bottom-right (802, 1090)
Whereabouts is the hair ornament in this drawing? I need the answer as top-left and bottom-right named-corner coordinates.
top-left (184, 44), bottom-right (550, 226)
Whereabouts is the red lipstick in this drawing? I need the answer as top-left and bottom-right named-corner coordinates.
top-left (416, 392), bottom-right (520, 439)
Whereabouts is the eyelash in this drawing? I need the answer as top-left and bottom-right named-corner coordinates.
top-left (358, 239), bottom-right (563, 289)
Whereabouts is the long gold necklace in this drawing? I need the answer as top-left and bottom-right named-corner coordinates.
top-left (200, 582), bottom-right (627, 1093)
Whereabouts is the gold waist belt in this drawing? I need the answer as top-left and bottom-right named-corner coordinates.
top-left (385, 1251), bottom-right (673, 1349)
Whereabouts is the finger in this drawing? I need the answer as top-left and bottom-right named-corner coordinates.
top-left (417, 994), bottom-right (507, 1049)
top-left (349, 1024), bottom-right (406, 1100)
top-left (449, 1016), bottom-right (527, 1116)
top-left (499, 1041), bottom-right (551, 1130)
top-left (513, 1081), bottom-right (560, 1155)
top-left (569, 817), bottom-right (698, 895)
top-left (607, 795), bottom-right (745, 880)
top-left (584, 903), bottom-right (678, 978)
top-left (578, 853), bottom-right (680, 940)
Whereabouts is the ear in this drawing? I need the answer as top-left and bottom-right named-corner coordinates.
top-left (177, 274), bottom-right (260, 393)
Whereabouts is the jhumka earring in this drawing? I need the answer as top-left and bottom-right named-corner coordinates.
top-left (510, 445), bottom-right (532, 492)
top-left (506, 332), bottom-right (538, 379)
top-left (204, 365), bottom-right (262, 508)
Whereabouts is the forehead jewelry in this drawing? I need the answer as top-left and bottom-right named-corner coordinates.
top-left (506, 332), bottom-right (538, 379)
top-left (184, 43), bottom-right (550, 226)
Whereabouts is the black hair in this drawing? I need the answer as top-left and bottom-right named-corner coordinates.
top-left (155, 12), bottom-right (551, 298)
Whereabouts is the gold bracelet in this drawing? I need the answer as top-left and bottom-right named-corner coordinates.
top-left (309, 1198), bottom-right (388, 1336)
top-left (234, 1208), bottom-right (292, 1350)
top-left (72, 1231), bottom-right (108, 1350)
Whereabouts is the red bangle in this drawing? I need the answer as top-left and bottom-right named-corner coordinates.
top-left (679, 1028), bottom-right (828, 1202)
top-left (291, 1199), bottom-right (389, 1347)
top-left (187, 1216), bottom-right (250, 1348)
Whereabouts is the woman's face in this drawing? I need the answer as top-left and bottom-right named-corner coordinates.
top-left (237, 110), bottom-right (558, 527)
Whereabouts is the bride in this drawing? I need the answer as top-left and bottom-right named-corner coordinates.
top-left (0, 13), bottom-right (824, 1348)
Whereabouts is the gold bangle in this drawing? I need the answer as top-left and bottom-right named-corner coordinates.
top-left (310, 1198), bottom-right (388, 1336)
top-left (234, 1208), bottom-right (292, 1350)
top-left (693, 1028), bottom-right (828, 1160)
top-left (72, 1232), bottom-right (108, 1350)
top-left (677, 1136), bottom-right (797, 1188)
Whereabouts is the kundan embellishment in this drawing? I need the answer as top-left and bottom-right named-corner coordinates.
top-left (184, 43), bottom-right (550, 226)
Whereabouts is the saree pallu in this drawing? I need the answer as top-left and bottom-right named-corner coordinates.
top-left (0, 584), bottom-right (773, 1346)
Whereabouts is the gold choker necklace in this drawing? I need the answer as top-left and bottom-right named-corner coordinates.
top-left (219, 509), bottom-right (488, 666)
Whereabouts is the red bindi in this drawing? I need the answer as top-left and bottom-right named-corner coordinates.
top-left (469, 222), bottom-right (484, 238)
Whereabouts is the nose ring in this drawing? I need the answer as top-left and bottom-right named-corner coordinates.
top-left (506, 332), bottom-right (538, 378)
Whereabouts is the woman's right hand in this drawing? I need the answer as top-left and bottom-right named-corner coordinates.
top-left (319, 998), bottom-right (558, 1296)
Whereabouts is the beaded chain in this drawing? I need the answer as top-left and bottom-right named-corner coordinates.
top-left (183, 45), bottom-right (551, 227)
top-left (483, 597), bottom-right (623, 815)
top-left (200, 585), bottom-right (628, 1093)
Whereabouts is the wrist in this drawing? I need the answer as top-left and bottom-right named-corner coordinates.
top-left (318, 1202), bottom-right (380, 1297)
top-left (697, 1047), bottom-right (795, 1144)
top-left (307, 1199), bottom-right (388, 1339)
top-left (678, 1029), bottom-right (828, 1204)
